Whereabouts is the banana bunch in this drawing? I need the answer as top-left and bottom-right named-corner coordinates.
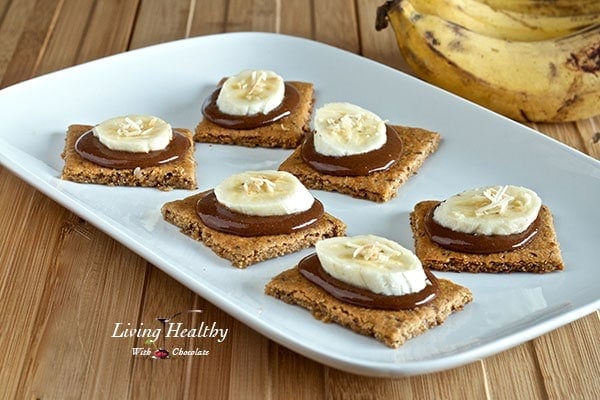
top-left (376, 0), bottom-right (600, 122)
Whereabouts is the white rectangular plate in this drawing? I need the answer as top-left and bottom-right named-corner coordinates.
top-left (0, 32), bottom-right (598, 377)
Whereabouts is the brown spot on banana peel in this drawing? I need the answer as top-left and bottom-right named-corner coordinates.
top-left (450, 23), bottom-right (466, 37)
top-left (554, 74), bottom-right (590, 120)
top-left (566, 42), bottom-right (600, 74)
top-left (449, 39), bottom-right (463, 52)
top-left (549, 62), bottom-right (558, 78)
top-left (519, 109), bottom-right (533, 123)
top-left (556, 94), bottom-right (582, 117)
top-left (424, 31), bottom-right (440, 46)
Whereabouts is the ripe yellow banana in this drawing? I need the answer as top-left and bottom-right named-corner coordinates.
top-left (410, 0), bottom-right (600, 41)
top-left (476, 0), bottom-right (600, 17)
top-left (377, 0), bottom-right (600, 122)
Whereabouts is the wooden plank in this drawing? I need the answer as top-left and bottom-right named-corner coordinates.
top-left (189, 0), bottom-right (228, 36)
top-left (75, 0), bottom-right (139, 63)
top-left (484, 343), bottom-right (547, 399)
top-left (313, 0), bottom-right (360, 53)
top-left (0, 174), bottom-right (147, 398)
top-left (35, 0), bottom-right (96, 74)
top-left (326, 361), bottom-right (488, 399)
top-left (127, 268), bottom-right (197, 399)
top-left (125, 3), bottom-right (204, 398)
top-left (225, 0), bottom-right (278, 33)
top-left (356, 0), bottom-right (410, 72)
top-left (184, 296), bottom-right (235, 400)
top-left (0, 0), bottom-right (63, 87)
top-left (0, 0), bottom-right (36, 80)
top-left (270, 344), bottom-right (325, 400)
top-left (129, 0), bottom-right (192, 49)
top-left (0, 177), bottom-right (69, 399)
top-left (533, 312), bottom-right (600, 400)
top-left (14, 220), bottom-right (148, 399)
top-left (227, 320), bottom-right (272, 400)
top-left (279, 0), bottom-right (313, 38)
top-left (249, 0), bottom-right (279, 32)
top-left (0, 0), bottom-right (14, 23)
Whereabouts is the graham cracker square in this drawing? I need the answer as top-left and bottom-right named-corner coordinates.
top-left (278, 125), bottom-right (440, 202)
top-left (161, 191), bottom-right (346, 268)
top-left (61, 124), bottom-right (197, 190)
top-left (410, 201), bottom-right (565, 273)
top-left (194, 81), bottom-right (314, 149)
top-left (265, 266), bottom-right (473, 348)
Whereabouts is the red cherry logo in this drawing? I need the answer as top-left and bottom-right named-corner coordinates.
top-left (154, 348), bottom-right (169, 359)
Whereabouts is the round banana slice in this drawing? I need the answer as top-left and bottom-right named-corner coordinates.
top-left (316, 235), bottom-right (427, 296)
top-left (313, 102), bottom-right (387, 157)
top-left (433, 185), bottom-right (542, 235)
top-left (93, 115), bottom-right (172, 153)
top-left (214, 170), bottom-right (314, 217)
top-left (216, 69), bottom-right (285, 116)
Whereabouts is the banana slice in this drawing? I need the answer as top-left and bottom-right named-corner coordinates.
top-left (93, 115), bottom-right (172, 153)
top-left (433, 185), bottom-right (542, 235)
top-left (316, 235), bottom-right (427, 296)
top-left (214, 170), bottom-right (314, 217)
top-left (216, 69), bottom-right (285, 116)
top-left (313, 102), bottom-right (387, 157)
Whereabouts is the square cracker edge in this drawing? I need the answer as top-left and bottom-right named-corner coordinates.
top-left (194, 81), bottom-right (314, 149)
top-left (410, 200), bottom-right (565, 273)
top-left (161, 191), bottom-right (346, 268)
top-left (279, 125), bottom-right (440, 202)
top-left (61, 124), bottom-right (197, 190)
top-left (265, 267), bottom-right (473, 348)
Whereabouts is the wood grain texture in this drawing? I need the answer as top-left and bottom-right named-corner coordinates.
top-left (130, 0), bottom-right (192, 49)
top-left (314, 0), bottom-right (360, 53)
top-left (0, 0), bottom-right (37, 79)
top-left (533, 313), bottom-right (600, 400)
top-left (0, 0), bottom-right (598, 399)
top-left (0, 0), bottom-right (62, 87)
top-left (36, 0), bottom-right (96, 74)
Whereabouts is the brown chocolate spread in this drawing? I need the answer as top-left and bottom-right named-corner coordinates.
top-left (424, 202), bottom-right (540, 254)
top-left (201, 82), bottom-right (300, 130)
top-left (300, 125), bottom-right (402, 176)
top-left (196, 190), bottom-right (324, 237)
top-left (298, 253), bottom-right (439, 310)
top-left (75, 129), bottom-right (190, 169)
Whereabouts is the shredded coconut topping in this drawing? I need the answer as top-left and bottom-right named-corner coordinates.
top-left (242, 176), bottom-right (277, 194)
top-left (475, 185), bottom-right (514, 216)
top-left (320, 113), bottom-right (375, 141)
top-left (346, 241), bottom-right (402, 262)
top-left (234, 71), bottom-right (278, 100)
top-left (116, 117), bottom-right (157, 137)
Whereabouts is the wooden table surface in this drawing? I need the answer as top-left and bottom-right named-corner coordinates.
top-left (1, 1), bottom-right (598, 399)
